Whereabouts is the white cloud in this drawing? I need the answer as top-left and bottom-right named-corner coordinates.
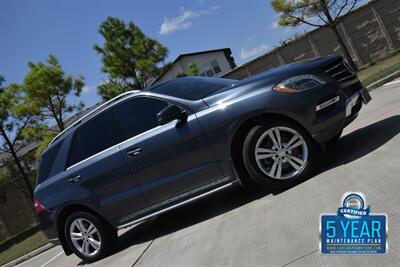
top-left (159, 6), bottom-right (219, 35)
top-left (239, 44), bottom-right (269, 60)
top-left (82, 85), bottom-right (95, 95)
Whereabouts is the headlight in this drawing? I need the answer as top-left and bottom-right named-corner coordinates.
top-left (272, 74), bottom-right (326, 93)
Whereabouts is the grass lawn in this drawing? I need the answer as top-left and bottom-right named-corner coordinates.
top-left (0, 231), bottom-right (48, 266)
top-left (358, 49), bottom-right (400, 86)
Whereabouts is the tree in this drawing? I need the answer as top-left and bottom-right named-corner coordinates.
top-left (97, 79), bottom-right (128, 101)
top-left (271, 0), bottom-right (360, 70)
top-left (188, 62), bottom-right (200, 76)
top-left (22, 55), bottom-right (85, 132)
top-left (0, 76), bottom-right (42, 199)
top-left (176, 62), bottom-right (201, 78)
top-left (94, 16), bottom-right (168, 98)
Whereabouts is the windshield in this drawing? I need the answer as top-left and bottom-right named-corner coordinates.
top-left (149, 77), bottom-right (237, 100)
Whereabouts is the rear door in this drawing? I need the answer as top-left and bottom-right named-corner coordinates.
top-left (109, 96), bottom-right (224, 205)
top-left (64, 112), bottom-right (147, 220)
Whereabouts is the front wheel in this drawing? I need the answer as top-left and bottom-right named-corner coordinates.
top-left (64, 211), bottom-right (117, 262)
top-left (242, 120), bottom-right (319, 188)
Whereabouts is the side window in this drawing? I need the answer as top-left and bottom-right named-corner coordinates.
top-left (200, 60), bottom-right (221, 77)
top-left (110, 97), bottom-right (168, 141)
top-left (211, 60), bottom-right (221, 74)
top-left (68, 113), bottom-right (114, 167)
top-left (37, 139), bottom-right (64, 184)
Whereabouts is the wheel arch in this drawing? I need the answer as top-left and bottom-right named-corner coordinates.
top-left (230, 112), bottom-right (312, 186)
top-left (56, 203), bottom-right (115, 255)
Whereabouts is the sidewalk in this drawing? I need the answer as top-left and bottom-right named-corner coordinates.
top-left (1, 243), bottom-right (55, 267)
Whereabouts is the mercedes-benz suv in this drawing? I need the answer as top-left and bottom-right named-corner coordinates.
top-left (34, 55), bottom-right (371, 261)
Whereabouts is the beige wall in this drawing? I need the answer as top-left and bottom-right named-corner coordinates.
top-left (157, 51), bottom-right (233, 84)
top-left (223, 0), bottom-right (400, 80)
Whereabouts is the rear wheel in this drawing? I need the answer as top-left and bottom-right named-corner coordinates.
top-left (64, 211), bottom-right (117, 262)
top-left (242, 120), bottom-right (319, 188)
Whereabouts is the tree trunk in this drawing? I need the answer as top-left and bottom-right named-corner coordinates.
top-left (319, 0), bottom-right (359, 71)
top-left (56, 118), bottom-right (64, 132)
top-left (48, 97), bottom-right (64, 131)
top-left (0, 127), bottom-right (34, 200)
top-left (330, 25), bottom-right (358, 71)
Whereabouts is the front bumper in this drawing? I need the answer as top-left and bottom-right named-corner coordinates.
top-left (310, 86), bottom-right (371, 144)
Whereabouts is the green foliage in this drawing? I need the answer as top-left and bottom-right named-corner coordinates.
top-left (188, 62), bottom-right (200, 76)
top-left (94, 16), bottom-right (168, 99)
top-left (271, 0), bottom-right (360, 28)
top-left (176, 62), bottom-right (200, 78)
top-left (0, 77), bottom-right (43, 199)
top-left (0, 82), bottom-right (43, 152)
top-left (22, 55), bottom-right (85, 131)
top-left (271, 0), bottom-right (360, 70)
top-left (97, 79), bottom-right (129, 101)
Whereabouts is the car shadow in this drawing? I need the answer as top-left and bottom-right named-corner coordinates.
top-left (115, 185), bottom-right (269, 252)
top-left (318, 115), bottom-right (400, 173)
top-left (82, 115), bottom-right (400, 264)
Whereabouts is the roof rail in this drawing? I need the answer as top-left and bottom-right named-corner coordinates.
top-left (49, 90), bottom-right (139, 146)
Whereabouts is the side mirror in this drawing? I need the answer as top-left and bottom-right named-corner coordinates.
top-left (157, 105), bottom-right (187, 126)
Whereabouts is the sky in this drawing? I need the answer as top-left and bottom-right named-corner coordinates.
top-left (0, 0), bottom-right (365, 107)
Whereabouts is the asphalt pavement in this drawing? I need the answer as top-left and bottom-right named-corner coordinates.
top-left (16, 79), bottom-right (400, 267)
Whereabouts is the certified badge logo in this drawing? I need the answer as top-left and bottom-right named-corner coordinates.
top-left (320, 192), bottom-right (387, 254)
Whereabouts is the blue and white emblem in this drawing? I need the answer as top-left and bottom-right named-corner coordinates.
top-left (320, 192), bottom-right (387, 254)
top-left (338, 192), bottom-right (370, 219)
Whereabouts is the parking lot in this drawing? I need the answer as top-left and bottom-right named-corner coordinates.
top-left (18, 80), bottom-right (400, 267)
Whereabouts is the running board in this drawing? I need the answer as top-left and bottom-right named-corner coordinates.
top-left (117, 182), bottom-right (235, 230)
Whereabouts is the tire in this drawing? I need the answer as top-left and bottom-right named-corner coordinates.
top-left (242, 120), bottom-right (319, 189)
top-left (64, 211), bottom-right (117, 262)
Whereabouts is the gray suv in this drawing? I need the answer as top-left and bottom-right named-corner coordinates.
top-left (34, 55), bottom-right (370, 261)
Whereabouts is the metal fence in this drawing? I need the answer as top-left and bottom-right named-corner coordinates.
top-left (0, 188), bottom-right (38, 242)
top-left (223, 0), bottom-right (400, 80)
top-left (0, 169), bottom-right (38, 243)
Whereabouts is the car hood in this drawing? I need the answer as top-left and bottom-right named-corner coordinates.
top-left (202, 55), bottom-right (340, 107)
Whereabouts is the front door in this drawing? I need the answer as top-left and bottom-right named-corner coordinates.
top-left (109, 96), bottom-right (224, 205)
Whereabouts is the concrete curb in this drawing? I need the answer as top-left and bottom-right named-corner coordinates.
top-left (366, 69), bottom-right (400, 91)
top-left (2, 243), bottom-right (56, 267)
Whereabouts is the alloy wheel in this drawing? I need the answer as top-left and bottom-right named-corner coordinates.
top-left (254, 126), bottom-right (308, 179)
top-left (69, 218), bottom-right (102, 257)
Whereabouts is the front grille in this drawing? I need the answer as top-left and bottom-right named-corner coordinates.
top-left (323, 58), bottom-right (361, 97)
top-left (324, 58), bottom-right (356, 83)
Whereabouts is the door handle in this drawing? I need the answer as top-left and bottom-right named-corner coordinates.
top-left (126, 147), bottom-right (142, 157)
top-left (68, 175), bottom-right (81, 183)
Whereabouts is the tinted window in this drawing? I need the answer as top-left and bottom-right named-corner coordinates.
top-left (149, 77), bottom-right (236, 100)
top-left (68, 113), bottom-right (113, 167)
top-left (37, 140), bottom-right (64, 184)
top-left (111, 97), bottom-right (168, 140)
